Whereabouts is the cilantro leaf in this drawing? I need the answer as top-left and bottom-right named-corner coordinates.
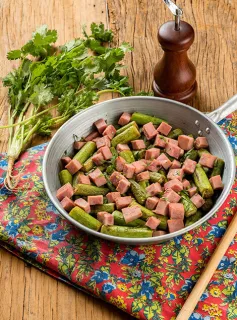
top-left (29, 84), bottom-right (54, 107)
top-left (90, 23), bottom-right (113, 42)
top-left (7, 50), bottom-right (22, 60)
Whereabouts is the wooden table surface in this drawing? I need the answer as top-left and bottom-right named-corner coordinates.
top-left (0, 1), bottom-right (236, 319)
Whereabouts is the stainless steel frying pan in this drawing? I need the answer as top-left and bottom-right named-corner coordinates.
top-left (42, 95), bottom-right (237, 245)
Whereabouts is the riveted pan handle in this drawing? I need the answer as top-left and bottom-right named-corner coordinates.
top-left (207, 94), bottom-right (237, 123)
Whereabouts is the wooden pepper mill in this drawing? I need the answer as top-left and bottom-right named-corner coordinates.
top-left (153, 0), bottom-right (197, 103)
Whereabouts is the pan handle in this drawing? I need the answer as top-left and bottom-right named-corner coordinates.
top-left (207, 94), bottom-right (237, 123)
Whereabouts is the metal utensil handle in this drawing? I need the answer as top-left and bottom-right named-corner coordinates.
top-left (207, 94), bottom-right (237, 123)
top-left (163, 0), bottom-right (183, 16)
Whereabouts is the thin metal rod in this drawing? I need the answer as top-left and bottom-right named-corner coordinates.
top-left (175, 12), bottom-right (180, 31)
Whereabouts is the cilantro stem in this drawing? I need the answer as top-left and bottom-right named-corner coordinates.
top-left (97, 89), bottom-right (125, 96)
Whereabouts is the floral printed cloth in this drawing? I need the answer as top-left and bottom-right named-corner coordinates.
top-left (0, 114), bottom-right (237, 320)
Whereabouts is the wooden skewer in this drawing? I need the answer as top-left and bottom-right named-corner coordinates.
top-left (176, 210), bottom-right (237, 320)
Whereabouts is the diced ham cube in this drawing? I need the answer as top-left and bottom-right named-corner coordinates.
top-left (209, 175), bottom-right (224, 190)
top-left (116, 179), bottom-right (131, 194)
top-left (115, 196), bottom-right (132, 210)
top-left (85, 131), bottom-right (100, 142)
top-left (131, 140), bottom-right (146, 150)
top-left (199, 153), bottom-right (217, 168)
top-left (157, 122), bottom-right (172, 136)
top-left (153, 199), bottom-right (169, 216)
top-left (167, 138), bottom-right (179, 146)
top-left (171, 160), bottom-right (181, 169)
top-left (92, 152), bottom-right (104, 166)
top-left (118, 112), bottom-right (131, 126)
top-left (145, 148), bottom-right (160, 160)
top-left (167, 168), bottom-right (184, 181)
top-left (115, 156), bottom-right (126, 172)
top-left (94, 118), bottom-right (107, 134)
top-left (94, 175), bottom-right (107, 187)
top-left (106, 192), bottom-right (121, 203)
top-left (109, 171), bottom-right (124, 187)
top-left (88, 168), bottom-right (107, 187)
top-left (188, 186), bottom-right (197, 197)
top-left (143, 122), bottom-right (157, 140)
top-left (190, 194), bottom-right (205, 208)
top-left (95, 136), bottom-right (111, 149)
top-left (165, 142), bottom-right (182, 159)
top-left (154, 135), bottom-right (167, 148)
top-left (65, 159), bottom-right (82, 175)
top-left (168, 219), bottom-right (184, 233)
top-left (178, 135), bottom-right (194, 151)
top-left (122, 206), bottom-right (142, 223)
top-left (136, 171), bottom-right (150, 182)
top-left (61, 156), bottom-right (72, 166)
top-left (182, 179), bottom-right (191, 190)
top-left (157, 153), bottom-right (172, 170)
top-left (146, 182), bottom-right (162, 196)
top-left (147, 159), bottom-right (161, 172)
top-left (195, 137), bottom-right (209, 149)
top-left (56, 183), bottom-right (74, 201)
top-left (153, 230), bottom-right (167, 237)
top-left (74, 141), bottom-right (86, 150)
top-left (132, 160), bottom-right (147, 174)
top-left (74, 198), bottom-right (91, 213)
top-left (183, 159), bottom-right (197, 174)
top-left (100, 146), bottom-right (113, 160)
top-left (61, 197), bottom-right (75, 212)
top-left (102, 125), bottom-right (116, 139)
top-left (169, 203), bottom-right (184, 220)
top-left (163, 189), bottom-right (181, 203)
top-left (97, 212), bottom-right (114, 225)
top-left (145, 197), bottom-right (159, 210)
top-left (89, 168), bottom-right (102, 182)
top-left (117, 144), bottom-right (130, 152)
top-left (164, 178), bottom-right (183, 192)
top-left (87, 195), bottom-right (103, 205)
top-left (123, 163), bottom-right (135, 179)
top-left (145, 216), bottom-right (161, 229)
top-left (77, 173), bottom-right (91, 185)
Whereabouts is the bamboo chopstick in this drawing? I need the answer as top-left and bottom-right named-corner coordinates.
top-left (176, 210), bottom-right (237, 320)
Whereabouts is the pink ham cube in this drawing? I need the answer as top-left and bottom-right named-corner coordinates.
top-left (116, 179), bottom-right (131, 194)
top-left (109, 171), bottom-right (124, 187)
top-left (65, 159), bottom-right (82, 175)
top-left (143, 122), bottom-right (157, 140)
top-left (164, 178), bottom-right (183, 192)
top-left (171, 160), bottom-right (181, 169)
top-left (182, 179), bottom-right (191, 190)
top-left (77, 174), bottom-right (91, 185)
top-left (56, 183), bottom-right (74, 201)
top-left (115, 156), bottom-right (126, 172)
top-left (102, 125), bottom-right (117, 139)
top-left (199, 153), bottom-right (217, 168)
top-left (153, 199), bottom-right (169, 216)
top-left (61, 156), bottom-right (72, 166)
top-left (167, 168), bottom-right (184, 181)
top-left (146, 182), bottom-right (162, 196)
top-left (106, 192), bottom-right (121, 203)
top-left (182, 159), bottom-right (197, 174)
top-left (167, 138), bottom-right (178, 146)
top-left (100, 146), bottom-right (113, 160)
top-left (163, 189), bottom-right (181, 203)
top-left (61, 197), bottom-right (75, 212)
top-left (88, 168), bottom-right (107, 187)
top-left (118, 112), bottom-right (131, 126)
top-left (145, 216), bottom-right (160, 230)
top-left (94, 175), bottom-right (107, 187)
top-left (85, 131), bottom-right (100, 142)
top-left (74, 198), bottom-right (91, 213)
top-left (154, 135), bottom-right (167, 148)
top-left (117, 144), bottom-right (130, 152)
top-left (165, 142), bottom-right (182, 159)
top-left (73, 141), bottom-right (86, 150)
top-left (97, 212), bottom-right (114, 225)
top-left (157, 153), bottom-right (172, 170)
top-left (88, 168), bottom-right (102, 181)
top-left (190, 194), bottom-right (205, 208)
top-left (146, 159), bottom-right (161, 172)
top-left (115, 196), bottom-right (132, 210)
top-left (131, 140), bottom-right (146, 150)
top-left (136, 170), bottom-right (150, 182)
top-left (122, 206), bottom-right (142, 223)
top-left (153, 230), bottom-right (167, 237)
top-left (168, 203), bottom-right (184, 220)
top-left (178, 135), bottom-right (194, 151)
top-left (157, 122), bottom-right (172, 136)
top-left (92, 152), bottom-right (104, 166)
top-left (168, 219), bottom-right (184, 233)
top-left (123, 163), bottom-right (135, 179)
top-left (145, 197), bottom-right (159, 210)
top-left (209, 175), bottom-right (224, 190)
top-left (95, 136), bottom-right (111, 149)
top-left (94, 118), bottom-right (107, 134)
top-left (145, 148), bottom-right (160, 160)
top-left (132, 160), bottom-right (147, 174)
top-left (87, 195), bottom-right (103, 205)
top-left (195, 137), bottom-right (209, 149)
top-left (188, 186), bottom-right (197, 197)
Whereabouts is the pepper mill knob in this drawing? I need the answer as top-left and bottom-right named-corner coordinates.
top-left (152, 1), bottom-right (197, 103)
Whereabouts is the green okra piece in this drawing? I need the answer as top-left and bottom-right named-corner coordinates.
top-left (74, 184), bottom-right (109, 196)
top-left (73, 141), bottom-right (96, 164)
top-left (149, 172), bottom-right (166, 184)
top-left (138, 180), bottom-right (149, 189)
top-left (131, 112), bottom-right (166, 125)
top-left (201, 198), bottom-right (213, 213)
top-left (180, 191), bottom-right (198, 217)
top-left (167, 128), bottom-right (183, 139)
top-left (82, 156), bottom-right (94, 172)
top-left (211, 158), bottom-right (225, 177)
top-left (193, 164), bottom-right (214, 198)
top-left (91, 203), bottom-right (115, 213)
top-left (181, 149), bottom-right (198, 162)
top-left (59, 169), bottom-right (72, 186)
top-left (69, 207), bottom-right (102, 231)
top-left (129, 179), bottom-right (148, 205)
top-left (116, 121), bottom-right (138, 135)
top-left (197, 148), bottom-right (210, 158)
top-left (202, 166), bottom-right (210, 175)
top-left (105, 164), bottom-right (115, 175)
top-left (185, 210), bottom-right (203, 227)
top-left (119, 150), bottom-right (135, 163)
top-left (111, 125), bottom-right (141, 147)
top-left (158, 169), bottom-right (168, 182)
top-left (132, 149), bottom-right (146, 160)
top-left (101, 225), bottom-right (152, 238)
top-left (112, 210), bottom-right (146, 227)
